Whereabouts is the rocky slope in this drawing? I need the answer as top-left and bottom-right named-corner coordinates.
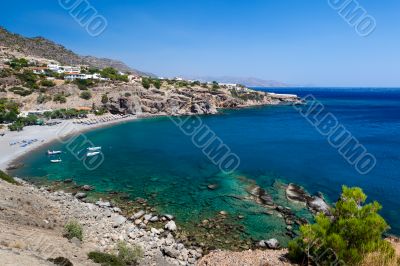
top-left (0, 27), bottom-right (142, 74)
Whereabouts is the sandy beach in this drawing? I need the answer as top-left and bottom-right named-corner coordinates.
top-left (0, 114), bottom-right (139, 171)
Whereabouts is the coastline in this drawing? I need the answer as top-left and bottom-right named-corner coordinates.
top-left (0, 96), bottom-right (301, 172)
top-left (0, 114), bottom-right (140, 171)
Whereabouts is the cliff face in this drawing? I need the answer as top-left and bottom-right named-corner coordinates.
top-left (0, 77), bottom-right (301, 116)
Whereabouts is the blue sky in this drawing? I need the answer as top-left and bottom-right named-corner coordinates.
top-left (1, 0), bottom-right (399, 87)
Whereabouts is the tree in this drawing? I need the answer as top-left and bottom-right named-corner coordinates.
top-left (101, 94), bottom-right (109, 104)
top-left (40, 80), bottom-right (56, 87)
top-left (142, 78), bottom-right (151, 89)
top-left (288, 186), bottom-right (396, 265)
top-left (153, 79), bottom-right (162, 89)
top-left (80, 91), bottom-right (92, 100)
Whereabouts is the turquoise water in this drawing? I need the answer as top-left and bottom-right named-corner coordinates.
top-left (12, 88), bottom-right (400, 241)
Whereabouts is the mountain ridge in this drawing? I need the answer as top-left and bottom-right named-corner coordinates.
top-left (0, 26), bottom-right (147, 75)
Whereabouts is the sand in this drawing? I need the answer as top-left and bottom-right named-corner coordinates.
top-left (0, 114), bottom-right (138, 171)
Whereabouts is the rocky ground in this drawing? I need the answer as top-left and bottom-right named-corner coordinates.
top-left (197, 249), bottom-right (294, 266)
top-left (0, 178), bottom-right (203, 265)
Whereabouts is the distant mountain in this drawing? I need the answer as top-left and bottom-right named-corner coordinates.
top-left (0, 26), bottom-right (148, 75)
top-left (184, 76), bottom-right (290, 87)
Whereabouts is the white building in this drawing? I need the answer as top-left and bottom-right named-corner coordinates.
top-left (47, 64), bottom-right (81, 74)
top-left (64, 73), bottom-right (110, 81)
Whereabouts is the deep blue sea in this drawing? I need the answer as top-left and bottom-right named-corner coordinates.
top-left (12, 88), bottom-right (400, 243)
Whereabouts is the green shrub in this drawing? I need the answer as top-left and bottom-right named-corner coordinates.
top-left (0, 170), bottom-right (18, 185)
top-left (101, 94), bottom-right (109, 104)
top-left (64, 220), bottom-right (83, 241)
top-left (74, 79), bottom-right (96, 90)
top-left (124, 92), bottom-right (131, 97)
top-left (117, 241), bottom-right (143, 265)
top-left (40, 80), bottom-right (55, 87)
top-left (53, 93), bottom-right (67, 103)
top-left (88, 252), bottom-right (125, 266)
top-left (8, 86), bottom-right (33, 96)
top-left (17, 70), bottom-right (39, 89)
top-left (8, 120), bottom-right (25, 131)
top-left (80, 91), bottom-right (92, 100)
top-left (142, 78), bottom-right (150, 89)
top-left (288, 186), bottom-right (395, 265)
top-left (37, 93), bottom-right (51, 104)
top-left (7, 58), bottom-right (29, 70)
top-left (0, 98), bottom-right (19, 123)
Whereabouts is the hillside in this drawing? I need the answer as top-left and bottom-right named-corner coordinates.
top-left (0, 27), bottom-right (142, 74)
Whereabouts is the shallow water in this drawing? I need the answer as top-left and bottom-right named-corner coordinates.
top-left (12, 88), bottom-right (400, 241)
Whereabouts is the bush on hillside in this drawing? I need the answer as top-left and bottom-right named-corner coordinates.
top-left (8, 86), bottom-right (33, 96)
top-left (288, 186), bottom-right (396, 266)
top-left (88, 251), bottom-right (125, 266)
top-left (0, 98), bottom-right (19, 123)
top-left (80, 91), bottom-right (92, 100)
top-left (117, 241), bottom-right (143, 265)
top-left (7, 58), bottom-right (29, 70)
top-left (64, 220), bottom-right (83, 241)
top-left (53, 93), bottom-right (67, 103)
top-left (0, 170), bottom-right (18, 185)
top-left (40, 80), bottom-right (55, 87)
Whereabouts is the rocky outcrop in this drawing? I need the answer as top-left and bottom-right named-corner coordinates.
top-left (286, 184), bottom-right (331, 216)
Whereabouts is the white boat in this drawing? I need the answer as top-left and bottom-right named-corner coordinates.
top-left (51, 159), bottom-right (62, 163)
top-left (47, 150), bottom-right (62, 155)
top-left (87, 151), bottom-right (101, 157)
top-left (87, 147), bottom-right (102, 151)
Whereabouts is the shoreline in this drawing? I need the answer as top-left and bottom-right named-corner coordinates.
top-left (0, 114), bottom-right (141, 171)
top-left (0, 98), bottom-right (300, 172)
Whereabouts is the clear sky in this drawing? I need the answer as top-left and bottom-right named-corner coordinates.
top-left (1, 0), bottom-right (399, 87)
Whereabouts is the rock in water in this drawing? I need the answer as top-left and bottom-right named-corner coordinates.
top-left (308, 196), bottom-right (331, 215)
top-left (286, 183), bottom-right (309, 204)
top-left (165, 221), bottom-right (177, 231)
top-left (266, 238), bottom-right (280, 249)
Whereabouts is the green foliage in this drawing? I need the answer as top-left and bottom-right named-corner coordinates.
top-left (64, 220), bottom-right (83, 241)
top-left (8, 120), bottom-right (24, 131)
top-left (230, 88), bottom-right (264, 101)
top-left (0, 68), bottom-right (13, 78)
top-left (8, 114), bottom-right (39, 131)
top-left (8, 86), bottom-right (33, 96)
top-left (94, 107), bottom-right (108, 116)
top-left (142, 78), bottom-right (151, 89)
top-left (0, 170), bottom-right (18, 185)
top-left (100, 67), bottom-right (128, 82)
top-left (53, 93), bottom-right (67, 103)
top-left (74, 79), bottom-right (96, 90)
top-left (17, 70), bottom-right (39, 89)
top-left (7, 58), bottom-right (29, 70)
top-left (40, 79), bottom-right (55, 87)
top-left (80, 91), bottom-right (92, 100)
top-left (88, 252), bottom-right (125, 266)
top-left (124, 92), bottom-right (131, 97)
top-left (117, 241), bottom-right (143, 265)
top-left (153, 79), bottom-right (161, 89)
top-left (101, 94), bottom-right (109, 104)
top-left (212, 81), bottom-right (220, 90)
top-left (37, 93), bottom-right (51, 104)
top-left (44, 109), bottom-right (88, 119)
top-left (0, 98), bottom-right (19, 123)
top-left (288, 186), bottom-right (395, 266)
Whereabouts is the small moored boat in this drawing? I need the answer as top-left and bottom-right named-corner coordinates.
top-left (87, 147), bottom-right (102, 151)
top-left (51, 159), bottom-right (62, 163)
top-left (47, 150), bottom-right (62, 155)
top-left (87, 151), bottom-right (101, 157)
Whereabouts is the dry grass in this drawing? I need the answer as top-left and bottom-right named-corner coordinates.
top-left (359, 252), bottom-right (399, 266)
top-left (9, 240), bottom-right (26, 249)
